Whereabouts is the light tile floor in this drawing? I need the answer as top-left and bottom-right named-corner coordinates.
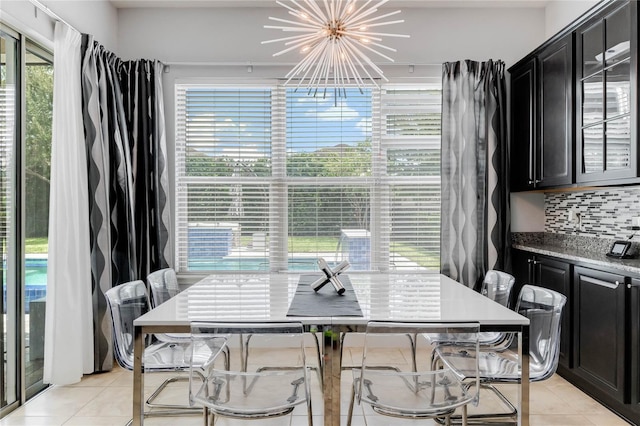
top-left (0, 346), bottom-right (632, 426)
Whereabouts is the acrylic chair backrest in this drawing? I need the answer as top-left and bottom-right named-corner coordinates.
top-left (189, 321), bottom-right (309, 412)
top-left (515, 284), bottom-right (567, 381)
top-left (481, 270), bottom-right (516, 308)
top-left (104, 280), bottom-right (149, 370)
top-left (147, 268), bottom-right (180, 308)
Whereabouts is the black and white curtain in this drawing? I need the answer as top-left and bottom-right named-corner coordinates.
top-left (80, 35), bottom-right (171, 372)
top-left (440, 59), bottom-right (510, 289)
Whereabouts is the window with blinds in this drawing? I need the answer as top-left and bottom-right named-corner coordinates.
top-left (175, 83), bottom-right (441, 272)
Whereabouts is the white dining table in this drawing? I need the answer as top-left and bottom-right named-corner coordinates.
top-left (132, 272), bottom-right (530, 426)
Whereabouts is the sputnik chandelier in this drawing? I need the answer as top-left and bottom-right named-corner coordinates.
top-left (263, 0), bottom-right (409, 97)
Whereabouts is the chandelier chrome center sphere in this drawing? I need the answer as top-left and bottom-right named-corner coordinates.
top-left (263, 0), bottom-right (409, 97)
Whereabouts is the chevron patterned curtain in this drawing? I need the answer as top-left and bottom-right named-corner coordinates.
top-left (440, 60), bottom-right (510, 289)
top-left (80, 35), bottom-right (171, 372)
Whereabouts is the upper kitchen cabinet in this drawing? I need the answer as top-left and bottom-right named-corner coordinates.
top-left (577, 0), bottom-right (638, 184)
top-left (510, 33), bottom-right (575, 191)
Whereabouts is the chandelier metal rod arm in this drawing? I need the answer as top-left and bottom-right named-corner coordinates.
top-left (354, 19), bottom-right (405, 29)
top-left (358, 39), bottom-right (397, 53)
top-left (342, 37), bottom-right (387, 81)
top-left (311, 46), bottom-right (328, 85)
top-left (267, 16), bottom-right (320, 29)
top-left (271, 35), bottom-right (321, 57)
top-left (282, 33), bottom-right (322, 47)
top-left (261, 33), bottom-right (317, 45)
top-left (286, 10), bottom-right (322, 23)
top-left (343, 0), bottom-right (377, 27)
top-left (284, 39), bottom-right (326, 81)
top-left (323, 0), bottom-right (332, 23)
top-left (336, 31), bottom-right (384, 42)
top-left (288, 0), bottom-right (326, 24)
top-left (276, 1), bottom-right (316, 22)
top-left (343, 1), bottom-right (389, 27)
top-left (264, 25), bottom-right (320, 33)
top-left (323, 42), bottom-right (334, 87)
top-left (348, 31), bottom-right (410, 38)
top-left (348, 36), bottom-right (396, 63)
top-left (339, 44), bottom-right (368, 88)
top-left (348, 9), bottom-right (403, 26)
top-left (302, 0), bottom-right (328, 23)
top-left (340, 38), bottom-right (382, 86)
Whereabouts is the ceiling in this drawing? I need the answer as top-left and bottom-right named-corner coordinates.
top-left (108, 0), bottom-right (552, 8)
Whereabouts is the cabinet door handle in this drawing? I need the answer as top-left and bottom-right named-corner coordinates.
top-left (581, 275), bottom-right (620, 289)
top-left (628, 283), bottom-right (640, 289)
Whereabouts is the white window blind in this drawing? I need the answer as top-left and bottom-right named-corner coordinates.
top-left (282, 88), bottom-right (375, 270)
top-left (175, 83), bottom-right (441, 273)
top-left (175, 86), bottom-right (273, 271)
top-left (381, 86), bottom-right (442, 270)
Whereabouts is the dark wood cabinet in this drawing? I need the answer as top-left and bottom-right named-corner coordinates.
top-left (573, 266), bottom-right (626, 403)
top-left (539, 34), bottom-right (575, 187)
top-left (576, 0), bottom-right (639, 184)
top-left (510, 59), bottom-right (536, 192)
top-left (510, 34), bottom-right (574, 191)
top-left (510, 250), bottom-right (572, 369)
top-left (629, 277), bottom-right (640, 418)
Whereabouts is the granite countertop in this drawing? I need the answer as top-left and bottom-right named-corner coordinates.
top-left (513, 232), bottom-right (640, 276)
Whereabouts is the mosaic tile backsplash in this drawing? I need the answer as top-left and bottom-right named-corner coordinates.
top-left (545, 187), bottom-right (640, 240)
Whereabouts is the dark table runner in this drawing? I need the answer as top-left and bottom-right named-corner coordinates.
top-left (287, 274), bottom-right (363, 317)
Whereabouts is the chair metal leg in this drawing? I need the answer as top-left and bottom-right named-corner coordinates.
top-left (306, 378), bottom-right (314, 426)
top-left (313, 331), bottom-right (324, 387)
top-left (406, 333), bottom-right (417, 372)
top-left (434, 383), bottom-right (519, 425)
top-left (146, 375), bottom-right (202, 411)
top-left (346, 380), bottom-right (357, 426)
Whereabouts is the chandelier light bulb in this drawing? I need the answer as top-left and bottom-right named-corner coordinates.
top-left (262, 0), bottom-right (409, 98)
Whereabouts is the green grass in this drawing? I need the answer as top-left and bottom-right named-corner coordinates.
top-left (25, 238), bottom-right (48, 254)
top-left (391, 242), bottom-right (440, 269)
top-left (288, 236), bottom-right (339, 252)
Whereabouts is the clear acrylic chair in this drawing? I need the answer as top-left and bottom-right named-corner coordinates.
top-left (189, 321), bottom-right (313, 426)
top-left (105, 280), bottom-right (228, 417)
top-left (347, 321), bottom-right (480, 426)
top-left (147, 268), bottom-right (191, 343)
top-left (434, 284), bottom-right (567, 423)
top-left (405, 271), bottom-right (516, 373)
top-left (147, 267), bottom-right (180, 308)
top-left (427, 270), bottom-right (516, 346)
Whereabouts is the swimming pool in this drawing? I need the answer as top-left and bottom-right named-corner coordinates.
top-left (3, 257), bottom-right (48, 313)
top-left (188, 257), bottom-right (320, 271)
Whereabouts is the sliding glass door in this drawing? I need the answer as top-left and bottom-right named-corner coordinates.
top-left (24, 44), bottom-right (52, 400)
top-left (0, 25), bottom-right (20, 413)
top-left (0, 23), bottom-right (52, 414)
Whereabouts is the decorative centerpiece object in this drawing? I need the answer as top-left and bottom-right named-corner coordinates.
top-left (310, 258), bottom-right (350, 294)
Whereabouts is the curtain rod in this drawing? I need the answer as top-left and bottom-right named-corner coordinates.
top-left (163, 61), bottom-right (442, 67)
top-left (28, 0), bottom-right (78, 33)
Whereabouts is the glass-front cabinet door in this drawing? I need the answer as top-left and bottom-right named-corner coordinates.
top-left (577, 0), bottom-right (637, 183)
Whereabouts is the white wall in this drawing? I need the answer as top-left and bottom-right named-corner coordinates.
top-left (0, 0), bottom-right (118, 51)
top-left (117, 6), bottom-right (546, 66)
top-left (511, 193), bottom-right (545, 232)
top-left (545, 0), bottom-right (600, 39)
